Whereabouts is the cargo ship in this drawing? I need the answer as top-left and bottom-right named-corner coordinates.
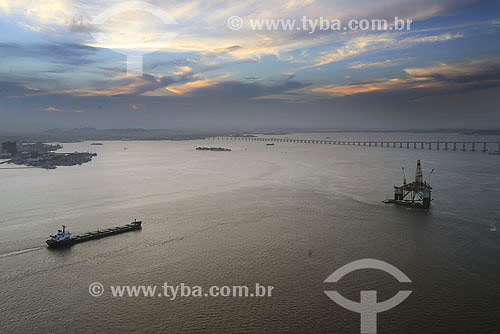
top-left (46, 219), bottom-right (142, 248)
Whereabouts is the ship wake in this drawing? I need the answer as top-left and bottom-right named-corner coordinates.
top-left (0, 247), bottom-right (43, 259)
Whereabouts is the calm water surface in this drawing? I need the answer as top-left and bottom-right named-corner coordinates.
top-left (1, 133), bottom-right (499, 333)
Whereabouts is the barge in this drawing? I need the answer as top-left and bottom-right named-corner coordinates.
top-left (46, 219), bottom-right (142, 248)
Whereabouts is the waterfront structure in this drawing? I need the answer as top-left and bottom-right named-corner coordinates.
top-left (210, 137), bottom-right (500, 153)
top-left (1, 141), bottom-right (17, 155)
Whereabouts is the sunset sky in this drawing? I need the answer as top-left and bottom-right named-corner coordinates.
top-left (1, 0), bottom-right (499, 132)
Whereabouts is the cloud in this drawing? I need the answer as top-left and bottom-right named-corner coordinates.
top-left (313, 57), bottom-right (500, 97)
top-left (24, 66), bottom-right (236, 98)
top-left (311, 32), bottom-right (463, 67)
top-left (41, 106), bottom-right (64, 112)
top-left (349, 60), bottom-right (392, 69)
top-left (313, 78), bottom-right (420, 96)
top-left (0, 0), bottom-right (75, 26)
top-left (39, 106), bottom-right (84, 113)
top-left (172, 66), bottom-right (193, 75)
top-left (210, 45), bottom-right (243, 55)
top-left (166, 73), bottom-right (230, 95)
top-left (0, 81), bottom-right (41, 98)
top-left (0, 42), bottom-right (98, 67)
top-left (40, 106), bottom-right (84, 113)
top-left (0, 0), bottom-right (478, 66)
top-left (35, 73), bottom-right (176, 97)
top-left (404, 58), bottom-right (500, 79)
top-left (181, 77), bottom-right (312, 100)
top-left (283, 0), bottom-right (316, 10)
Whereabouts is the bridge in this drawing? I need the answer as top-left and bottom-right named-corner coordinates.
top-left (208, 137), bottom-right (500, 153)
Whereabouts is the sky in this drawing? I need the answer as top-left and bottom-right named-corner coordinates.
top-left (0, 0), bottom-right (499, 132)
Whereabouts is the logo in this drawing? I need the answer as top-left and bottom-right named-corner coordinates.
top-left (324, 259), bottom-right (412, 334)
top-left (227, 16), bottom-right (244, 31)
top-left (89, 282), bottom-right (105, 297)
top-left (89, 1), bottom-right (178, 76)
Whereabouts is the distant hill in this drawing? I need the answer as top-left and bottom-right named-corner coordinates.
top-left (1, 128), bottom-right (219, 142)
top-left (2, 128), bottom-right (500, 143)
top-left (458, 129), bottom-right (500, 136)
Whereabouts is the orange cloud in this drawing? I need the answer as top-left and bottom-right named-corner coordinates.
top-left (313, 57), bottom-right (500, 97)
top-left (312, 78), bottom-right (415, 96)
top-left (349, 60), bottom-right (392, 69)
top-left (166, 73), bottom-right (230, 95)
top-left (72, 109), bottom-right (85, 113)
top-left (33, 74), bottom-right (172, 97)
top-left (404, 58), bottom-right (499, 78)
top-left (173, 66), bottom-right (193, 75)
top-left (310, 33), bottom-right (463, 68)
top-left (41, 106), bottom-right (63, 112)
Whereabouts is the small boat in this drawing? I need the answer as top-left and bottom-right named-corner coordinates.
top-left (490, 224), bottom-right (497, 232)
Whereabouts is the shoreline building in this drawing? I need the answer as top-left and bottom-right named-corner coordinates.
top-left (1, 141), bottom-right (17, 156)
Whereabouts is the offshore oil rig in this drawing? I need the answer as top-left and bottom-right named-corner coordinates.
top-left (384, 160), bottom-right (433, 209)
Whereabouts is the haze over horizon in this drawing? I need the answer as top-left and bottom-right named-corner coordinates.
top-left (1, 0), bottom-right (499, 132)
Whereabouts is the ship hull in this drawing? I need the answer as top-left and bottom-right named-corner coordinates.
top-left (46, 239), bottom-right (76, 248)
